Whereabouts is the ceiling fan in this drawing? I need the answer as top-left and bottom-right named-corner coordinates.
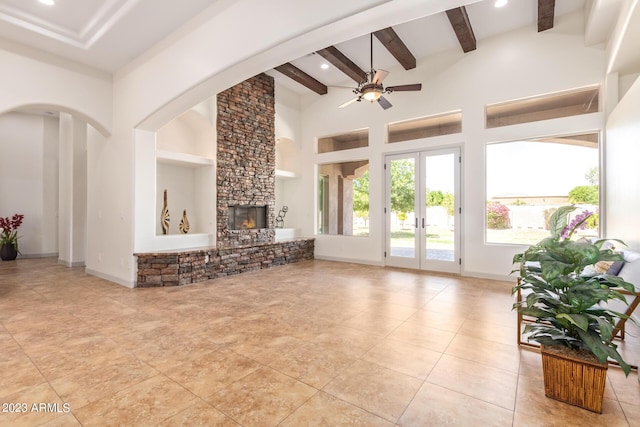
top-left (339, 33), bottom-right (422, 110)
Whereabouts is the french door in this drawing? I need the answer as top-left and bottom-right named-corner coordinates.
top-left (385, 147), bottom-right (461, 273)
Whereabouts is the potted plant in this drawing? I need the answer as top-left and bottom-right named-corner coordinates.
top-left (0, 213), bottom-right (25, 261)
top-left (512, 205), bottom-right (636, 413)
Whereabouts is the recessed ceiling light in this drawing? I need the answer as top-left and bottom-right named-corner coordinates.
top-left (39, 0), bottom-right (55, 5)
top-left (494, 0), bottom-right (508, 7)
top-left (320, 63), bottom-right (330, 70)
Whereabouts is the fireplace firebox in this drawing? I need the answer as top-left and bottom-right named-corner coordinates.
top-left (228, 205), bottom-right (267, 230)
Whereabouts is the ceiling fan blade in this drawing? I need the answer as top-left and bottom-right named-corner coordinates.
top-left (339, 97), bottom-right (360, 109)
top-left (372, 69), bottom-right (389, 84)
top-left (377, 96), bottom-right (392, 110)
top-left (386, 83), bottom-right (422, 92)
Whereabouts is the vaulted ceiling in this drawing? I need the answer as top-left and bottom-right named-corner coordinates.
top-left (267, 0), bottom-right (589, 96)
top-left (0, 0), bottom-right (628, 86)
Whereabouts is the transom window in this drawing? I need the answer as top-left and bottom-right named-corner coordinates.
top-left (387, 111), bottom-right (462, 144)
top-left (485, 86), bottom-right (599, 128)
top-left (317, 129), bottom-right (368, 153)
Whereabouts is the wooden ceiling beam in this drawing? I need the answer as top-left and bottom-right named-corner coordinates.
top-left (373, 27), bottom-right (416, 70)
top-left (274, 63), bottom-right (327, 95)
top-left (316, 46), bottom-right (367, 83)
top-left (538, 0), bottom-right (555, 32)
top-left (446, 6), bottom-right (476, 53)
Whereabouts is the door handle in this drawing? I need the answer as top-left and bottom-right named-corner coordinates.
top-left (422, 218), bottom-right (425, 228)
top-left (415, 218), bottom-right (418, 228)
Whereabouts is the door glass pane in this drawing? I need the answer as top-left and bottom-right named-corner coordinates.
top-left (389, 157), bottom-right (416, 257)
top-left (424, 154), bottom-right (455, 262)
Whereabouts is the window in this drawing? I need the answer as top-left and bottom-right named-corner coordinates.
top-left (388, 111), bottom-right (462, 143)
top-left (485, 86), bottom-right (599, 128)
top-left (486, 133), bottom-right (600, 245)
top-left (317, 129), bottom-right (368, 153)
top-left (317, 160), bottom-right (369, 236)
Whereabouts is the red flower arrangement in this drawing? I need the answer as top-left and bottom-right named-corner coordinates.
top-left (0, 214), bottom-right (25, 252)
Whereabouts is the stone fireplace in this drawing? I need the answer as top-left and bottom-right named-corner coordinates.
top-left (216, 73), bottom-right (276, 246)
top-left (135, 73), bottom-right (314, 288)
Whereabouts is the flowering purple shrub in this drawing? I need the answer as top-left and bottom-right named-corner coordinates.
top-left (487, 202), bottom-right (510, 229)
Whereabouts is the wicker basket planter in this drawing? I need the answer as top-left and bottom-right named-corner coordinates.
top-left (540, 345), bottom-right (608, 413)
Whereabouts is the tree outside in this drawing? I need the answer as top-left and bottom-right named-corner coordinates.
top-left (390, 159), bottom-right (415, 217)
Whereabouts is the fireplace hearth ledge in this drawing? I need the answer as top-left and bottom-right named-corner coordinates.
top-left (134, 237), bottom-right (314, 287)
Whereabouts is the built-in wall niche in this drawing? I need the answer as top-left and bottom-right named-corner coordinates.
top-left (275, 137), bottom-right (300, 240)
top-left (155, 106), bottom-right (216, 239)
top-left (155, 160), bottom-right (215, 236)
top-left (157, 109), bottom-right (216, 158)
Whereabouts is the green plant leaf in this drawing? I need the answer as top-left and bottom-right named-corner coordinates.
top-left (563, 241), bottom-right (601, 266)
top-left (540, 260), bottom-right (569, 283)
top-left (575, 328), bottom-right (631, 376)
top-left (548, 205), bottom-right (575, 239)
top-left (574, 328), bottom-right (609, 362)
top-left (556, 313), bottom-right (589, 331)
top-left (600, 275), bottom-right (637, 293)
top-left (520, 306), bottom-right (556, 318)
top-left (593, 238), bottom-right (627, 250)
top-left (587, 314), bottom-right (614, 342)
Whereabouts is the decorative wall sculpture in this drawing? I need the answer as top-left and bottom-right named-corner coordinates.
top-left (275, 206), bottom-right (288, 228)
top-left (161, 189), bottom-right (170, 235)
top-left (179, 209), bottom-right (190, 234)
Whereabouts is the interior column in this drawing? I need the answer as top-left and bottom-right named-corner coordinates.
top-left (58, 113), bottom-right (87, 267)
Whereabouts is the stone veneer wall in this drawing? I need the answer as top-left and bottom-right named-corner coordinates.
top-left (136, 239), bottom-right (314, 287)
top-left (217, 73), bottom-right (276, 246)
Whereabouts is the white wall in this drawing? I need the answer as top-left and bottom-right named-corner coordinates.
top-left (0, 42), bottom-right (112, 134)
top-left (42, 116), bottom-right (60, 255)
top-left (295, 10), bottom-right (606, 279)
top-left (605, 76), bottom-right (640, 250)
top-left (0, 112), bottom-right (59, 256)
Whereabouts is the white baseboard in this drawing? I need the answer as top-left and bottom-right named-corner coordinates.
top-left (314, 256), bottom-right (515, 284)
top-left (314, 255), bottom-right (384, 267)
top-left (461, 270), bottom-right (514, 283)
top-left (58, 259), bottom-right (85, 268)
top-left (19, 253), bottom-right (58, 259)
top-left (85, 268), bottom-right (135, 288)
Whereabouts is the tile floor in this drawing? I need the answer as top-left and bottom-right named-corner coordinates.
top-left (0, 258), bottom-right (638, 426)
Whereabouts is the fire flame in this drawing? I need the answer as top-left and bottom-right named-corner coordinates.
top-left (242, 215), bottom-right (256, 229)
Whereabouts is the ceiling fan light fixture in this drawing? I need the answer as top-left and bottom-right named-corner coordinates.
top-left (361, 85), bottom-right (381, 102)
top-left (494, 0), bottom-right (508, 8)
top-left (39, 0), bottom-right (55, 5)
